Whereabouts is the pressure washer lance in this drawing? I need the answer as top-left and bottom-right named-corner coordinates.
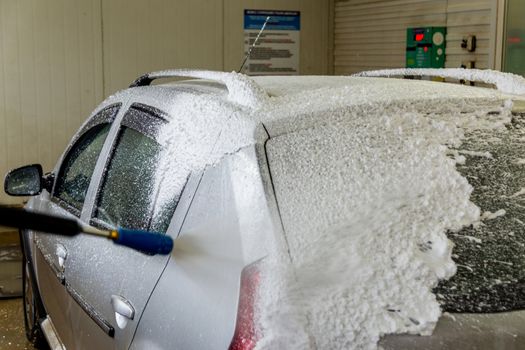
top-left (0, 206), bottom-right (173, 255)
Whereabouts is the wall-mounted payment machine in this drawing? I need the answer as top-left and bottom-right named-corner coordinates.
top-left (406, 27), bottom-right (446, 68)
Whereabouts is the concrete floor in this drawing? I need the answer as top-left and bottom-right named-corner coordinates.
top-left (0, 226), bottom-right (35, 349)
top-left (0, 298), bottom-right (33, 349)
top-left (0, 228), bottom-right (23, 298)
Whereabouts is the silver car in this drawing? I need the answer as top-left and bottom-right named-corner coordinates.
top-left (4, 69), bottom-right (525, 349)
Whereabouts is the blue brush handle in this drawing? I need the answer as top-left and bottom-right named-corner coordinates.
top-left (115, 228), bottom-right (173, 255)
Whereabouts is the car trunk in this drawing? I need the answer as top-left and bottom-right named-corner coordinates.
top-left (262, 99), bottom-right (525, 348)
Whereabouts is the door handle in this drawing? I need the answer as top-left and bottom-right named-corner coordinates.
top-left (111, 295), bottom-right (135, 329)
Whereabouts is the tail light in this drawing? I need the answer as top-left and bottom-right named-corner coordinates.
top-left (229, 261), bottom-right (261, 350)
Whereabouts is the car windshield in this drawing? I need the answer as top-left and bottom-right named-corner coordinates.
top-left (435, 110), bottom-right (525, 313)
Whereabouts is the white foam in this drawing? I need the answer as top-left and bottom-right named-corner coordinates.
top-left (103, 73), bottom-right (516, 350)
top-left (354, 68), bottom-right (525, 96)
top-left (510, 188), bottom-right (525, 198)
top-left (458, 150), bottom-right (494, 159)
top-left (138, 69), bottom-right (269, 108)
top-left (253, 91), bottom-right (514, 349)
top-left (481, 209), bottom-right (507, 221)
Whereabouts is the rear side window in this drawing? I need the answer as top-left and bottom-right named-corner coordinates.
top-left (53, 123), bottom-right (111, 214)
top-left (92, 105), bottom-right (181, 233)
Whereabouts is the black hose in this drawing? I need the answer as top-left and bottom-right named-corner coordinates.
top-left (0, 206), bottom-right (80, 236)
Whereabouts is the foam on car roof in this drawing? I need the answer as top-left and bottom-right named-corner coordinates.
top-left (355, 68), bottom-right (525, 96)
top-left (130, 69), bottom-right (269, 108)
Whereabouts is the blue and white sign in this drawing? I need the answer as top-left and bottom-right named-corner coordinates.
top-left (243, 10), bottom-right (300, 75)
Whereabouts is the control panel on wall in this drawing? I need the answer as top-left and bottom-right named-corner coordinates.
top-left (406, 27), bottom-right (446, 68)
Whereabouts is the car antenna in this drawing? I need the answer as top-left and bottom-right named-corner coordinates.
top-left (239, 16), bottom-right (271, 73)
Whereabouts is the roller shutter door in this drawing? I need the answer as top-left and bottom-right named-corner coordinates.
top-left (334, 0), bottom-right (494, 74)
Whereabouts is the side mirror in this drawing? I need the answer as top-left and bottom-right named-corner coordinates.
top-left (4, 164), bottom-right (44, 196)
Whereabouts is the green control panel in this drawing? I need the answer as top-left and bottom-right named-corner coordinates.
top-left (406, 27), bottom-right (446, 68)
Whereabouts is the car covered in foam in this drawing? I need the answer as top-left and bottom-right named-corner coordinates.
top-left (5, 68), bottom-right (525, 349)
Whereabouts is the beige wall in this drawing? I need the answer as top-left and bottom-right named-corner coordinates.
top-left (0, 0), bottom-right (104, 204)
top-left (102, 0), bottom-right (330, 94)
top-left (0, 0), bottom-right (330, 204)
top-left (334, 0), bottom-right (500, 74)
top-left (101, 0), bottom-right (225, 95)
top-left (224, 0), bottom-right (331, 74)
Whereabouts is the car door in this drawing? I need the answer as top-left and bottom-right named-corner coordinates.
top-left (32, 103), bottom-right (121, 348)
top-left (63, 103), bottom-right (186, 349)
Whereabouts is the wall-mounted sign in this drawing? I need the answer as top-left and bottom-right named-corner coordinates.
top-left (243, 10), bottom-right (300, 75)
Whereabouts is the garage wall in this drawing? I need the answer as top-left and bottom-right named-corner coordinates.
top-left (446, 0), bottom-right (496, 69)
top-left (334, 0), bottom-right (498, 74)
top-left (334, 0), bottom-right (447, 73)
top-left (103, 0), bottom-right (331, 95)
top-left (0, 0), bottom-right (330, 205)
top-left (0, 0), bottom-right (104, 205)
top-left (224, 0), bottom-right (331, 74)
top-left (102, 0), bottom-right (224, 95)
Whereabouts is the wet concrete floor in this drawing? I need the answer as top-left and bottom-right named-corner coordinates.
top-left (0, 228), bottom-right (23, 298)
top-left (0, 298), bottom-right (33, 349)
top-left (0, 226), bottom-right (35, 349)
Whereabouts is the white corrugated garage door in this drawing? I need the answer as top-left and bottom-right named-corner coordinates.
top-left (334, 0), bottom-right (495, 74)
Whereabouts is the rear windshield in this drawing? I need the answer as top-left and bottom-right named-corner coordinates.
top-left (435, 112), bottom-right (525, 312)
top-left (267, 109), bottom-right (525, 314)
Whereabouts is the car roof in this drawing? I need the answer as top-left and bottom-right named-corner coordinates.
top-left (252, 75), bottom-right (520, 137)
top-left (96, 70), bottom-right (525, 145)
top-left (105, 68), bottom-right (525, 111)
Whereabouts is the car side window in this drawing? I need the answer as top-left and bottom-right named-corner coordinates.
top-left (53, 123), bottom-right (111, 214)
top-left (92, 104), bottom-right (181, 233)
top-left (53, 105), bottom-right (120, 215)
